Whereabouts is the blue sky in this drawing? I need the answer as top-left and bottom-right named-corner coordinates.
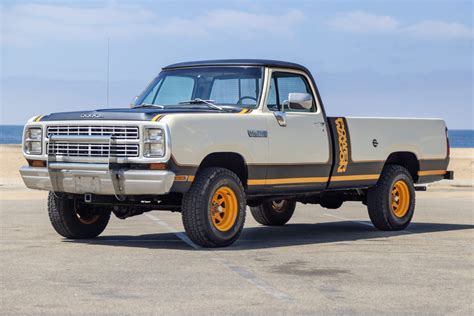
top-left (1, 0), bottom-right (473, 128)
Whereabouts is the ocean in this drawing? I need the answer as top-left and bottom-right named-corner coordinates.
top-left (1, 125), bottom-right (473, 148)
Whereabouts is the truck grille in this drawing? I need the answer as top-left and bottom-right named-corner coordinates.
top-left (47, 143), bottom-right (139, 158)
top-left (47, 125), bottom-right (139, 140)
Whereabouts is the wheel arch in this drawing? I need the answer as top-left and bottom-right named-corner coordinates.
top-left (384, 151), bottom-right (420, 182)
top-left (197, 152), bottom-right (248, 187)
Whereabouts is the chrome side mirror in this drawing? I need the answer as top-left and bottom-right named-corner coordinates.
top-left (287, 93), bottom-right (313, 111)
top-left (273, 111), bottom-right (287, 127)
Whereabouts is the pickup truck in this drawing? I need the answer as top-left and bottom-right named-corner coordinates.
top-left (20, 59), bottom-right (453, 247)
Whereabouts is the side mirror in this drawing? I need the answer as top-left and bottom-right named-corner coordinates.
top-left (287, 93), bottom-right (313, 111)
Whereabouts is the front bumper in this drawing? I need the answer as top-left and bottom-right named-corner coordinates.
top-left (20, 165), bottom-right (175, 196)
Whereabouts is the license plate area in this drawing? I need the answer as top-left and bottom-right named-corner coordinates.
top-left (74, 176), bottom-right (101, 193)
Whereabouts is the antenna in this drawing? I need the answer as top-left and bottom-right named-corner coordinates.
top-left (106, 37), bottom-right (110, 107)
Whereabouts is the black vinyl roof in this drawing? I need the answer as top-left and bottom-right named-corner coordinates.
top-left (163, 59), bottom-right (310, 73)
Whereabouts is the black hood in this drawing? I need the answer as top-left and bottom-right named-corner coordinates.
top-left (40, 107), bottom-right (231, 122)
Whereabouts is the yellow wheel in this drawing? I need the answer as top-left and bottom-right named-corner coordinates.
top-left (367, 165), bottom-right (415, 231)
top-left (391, 180), bottom-right (410, 218)
top-left (210, 186), bottom-right (238, 232)
top-left (182, 167), bottom-right (246, 247)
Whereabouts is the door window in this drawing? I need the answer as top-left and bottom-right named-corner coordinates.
top-left (267, 72), bottom-right (315, 112)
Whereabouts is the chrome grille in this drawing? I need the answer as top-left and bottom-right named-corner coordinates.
top-left (48, 143), bottom-right (139, 158)
top-left (47, 125), bottom-right (139, 139)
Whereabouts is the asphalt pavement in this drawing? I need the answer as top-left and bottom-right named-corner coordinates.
top-left (1, 187), bottom-right (473, 315)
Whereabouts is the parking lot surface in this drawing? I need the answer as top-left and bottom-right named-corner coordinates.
top-left (1, 188), bottom-right (473, 315)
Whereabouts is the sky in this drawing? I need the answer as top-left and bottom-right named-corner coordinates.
top-left (1, 0), bottom-right (473, 129)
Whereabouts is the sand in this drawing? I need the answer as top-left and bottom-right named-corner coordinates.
top-left (1, 145), bottom-right (472, 191)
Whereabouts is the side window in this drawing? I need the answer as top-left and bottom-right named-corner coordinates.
top-left (267, 72), bottom-right (315, 112)
top-left (155, 76), bottom-right (194, 105)
top-left (267, 78), bottom-right (278, 111)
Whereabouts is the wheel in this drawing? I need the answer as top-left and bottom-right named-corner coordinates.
top-left (367, 165), bottom-right (416, 231)
top-left (181, 168), bottom-right (246, 247)
top-left (250, 199), bottom-right (296, 226)
top-left (47, 192), bottom-right (111, 239)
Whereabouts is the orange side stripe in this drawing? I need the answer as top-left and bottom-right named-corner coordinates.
top-left (178, 174), bottom-right (381, 186)
top-left (331, 174), bottom-right (380, 181)
top-left (248, 177), bottom-right (329, 186)
top-left (417, 170), bottom-right (446, 176)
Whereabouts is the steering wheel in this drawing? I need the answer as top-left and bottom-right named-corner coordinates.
top-left (237, 96), bottom-right (258, 105)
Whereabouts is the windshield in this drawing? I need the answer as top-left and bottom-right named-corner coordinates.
top-left (134, 67), bottom-right (263, 109)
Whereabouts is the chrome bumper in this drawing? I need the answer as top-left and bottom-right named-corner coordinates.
top-left (20, 165), bottom-right (175, 196)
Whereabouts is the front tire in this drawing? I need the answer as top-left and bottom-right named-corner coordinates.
top-left (48, 193), bottom-right (111, 239)
top-left (250, 200), bottom-right (296, 226)
top-left (181, 168), bottom-right (246, 247)
top-left (367, 165), bottom-right (416, 231)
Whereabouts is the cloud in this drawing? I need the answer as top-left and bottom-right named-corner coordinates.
top-left (327, 10), bottom-right (473, 40)
top-left (403, 21), bottom-right (473, 40)
top-left (2, 4), bottom-right (304, 46)
top-left (328, 11), bottom-right (399, 33)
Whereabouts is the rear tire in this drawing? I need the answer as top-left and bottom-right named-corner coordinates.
top-left (367, 165), bottom-right (415, 231)
top-left (181, 168), bottom-right (246, 248)
top-left (250, 200), bottom-right (296, 226)
top-left (48, 192), bottom-right (111, 239)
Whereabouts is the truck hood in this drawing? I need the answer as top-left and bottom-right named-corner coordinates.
top-left (39, 107), bottom-right (231, 122)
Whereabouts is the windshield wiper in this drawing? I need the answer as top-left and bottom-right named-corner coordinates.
top-left (179, 98), bottom-right (223, 111)
top-left (136, 103), bottom-right (164, 109)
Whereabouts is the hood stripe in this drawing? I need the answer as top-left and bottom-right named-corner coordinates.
top-left (151, 114), bottom-right (164, 122)
top-left (34, 115), bottom-right (44, 122)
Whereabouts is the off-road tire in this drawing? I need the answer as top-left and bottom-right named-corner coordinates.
top-left (367, 165), bottom-right (416, 231)
top-left (181, 168), bottom-right (246, 248)
top-left (48, 192), bottom-right (111, 239)
top-left (250, 200), bottom-right (296, 226)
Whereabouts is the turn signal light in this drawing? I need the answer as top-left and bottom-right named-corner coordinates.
top-left (149, 163), bottom-right (166, 170)
top-left (29, 160), bottom-right (46, 167)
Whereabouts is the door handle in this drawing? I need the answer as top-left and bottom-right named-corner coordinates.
top-left (314, 122), bottom-right (325, 126)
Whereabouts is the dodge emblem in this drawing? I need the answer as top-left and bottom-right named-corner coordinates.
top-left (80, 111), bottom-right (103, 119)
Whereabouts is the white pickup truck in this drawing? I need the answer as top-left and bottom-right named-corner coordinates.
top-left (20, 59), bottom-right (453, 247)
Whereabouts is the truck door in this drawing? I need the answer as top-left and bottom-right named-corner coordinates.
top-left (263, 69), bottom-right (331, 193)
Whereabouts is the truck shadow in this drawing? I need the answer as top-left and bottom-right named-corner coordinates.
top-left (69, 221), bottom-right (474, 251)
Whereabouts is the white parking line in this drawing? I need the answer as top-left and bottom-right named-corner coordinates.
top-left (145, 213), bottom-right (200, 249)
top-left (145, 213), bottom-right (293, 303)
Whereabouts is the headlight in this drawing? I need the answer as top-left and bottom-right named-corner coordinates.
top-left (143, 128), bottom-right (165, 157)
top-left (28, 128), bottom-right (42, 140)
top-left (24, 127), bottom-right (42, 155)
